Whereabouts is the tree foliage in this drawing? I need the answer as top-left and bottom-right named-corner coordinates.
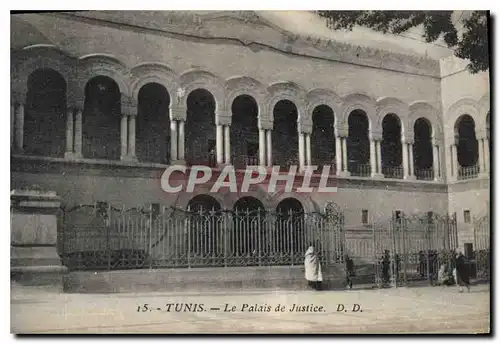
top-left (316, 11), bottom-right (489, 73)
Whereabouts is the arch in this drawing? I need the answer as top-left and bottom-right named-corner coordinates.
top-left (347, 109), bottom-right (371, 175)
top-left (82, 75), bottom-right (122, 160)
top-left (478, 93), bottom-right (490, 133)
top-left (224, 76), bottom-right (265, 115)
top-left (187, 194), bottom-right (222, 211)
top-left (130, 63), bottom-right (179, 104)
top-left (446, 98), bottom-right (479, 136)
top-left (409, 101), bottom-right (442, 138)
top-left (233, 196), bottom-right (266, 213)
top-left (23, 68), bottom-right (67, 157)
top-left (340, 92), bottom-right (376, 129)
top-left (381, 113), bottom-right (403, 177)
top-left (270, 192), bottom-right (319, 213)
top-left (454, 114), bottom-right (479, 169)
top-left (272, 99), bottom-right (299, 168)
top-left (311, 104), bottom-right (336, 169)
top-left (136, 82), bottom-right (171, 164)
top-left (413, 117), bottom-right (434, 179)
top-left (230, 94), bottom-right (260, 168)
top-left (305, 88), bottom-right (342, 125)
top-left (11, 45), bottom-right (76, 100)
top-left (376, 97), bottom-right (409, 135)
top-left (77, 54), bottom-right (129, 97)
top-left (265, 81), bottom-right (307, 122)
top-left (179, 70), bottom-right (225, 110)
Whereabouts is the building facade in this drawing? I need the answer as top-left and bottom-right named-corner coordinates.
top-left (11, 11), bottom-right (490, 251)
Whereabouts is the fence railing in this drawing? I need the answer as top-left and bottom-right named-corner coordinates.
top-left (382, 166), bottom-right (404, 179)
top-left (458, 164), bottom-right (480, 180)
top-left (136, 139), bottom-right (170, 164)
top-left (60, 204), bottom-right (345, 271)
top-left (232, 154), bottom-right (259, 169)
top-left (415, 168), bottom-right (434, 181)
top-left (83, 138), bottom-right (121, 160)
top-left (349, 163), bottom-right (371, 177)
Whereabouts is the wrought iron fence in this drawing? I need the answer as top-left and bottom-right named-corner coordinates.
top-left (473, 214), bottom-right (490, 281)
top-left (415, 168), bottom-right (434, 181)
top-left (458, 164), bottom-right (480, 180)
top-left (349, 163), bottom-right (371, 177)
top-left (382, 166), bottom-right (404, 179)
top-left (59, 202), bottom-right (345, 271)
top-left (232, 154), bottom-right (259, 169)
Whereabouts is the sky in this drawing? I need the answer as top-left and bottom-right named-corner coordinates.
top-left (256, 11), bottom-right (470, 60)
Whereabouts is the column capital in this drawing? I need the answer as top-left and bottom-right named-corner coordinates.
top-left (216, 111), bottom-right (232, 126)
top-left (476, 130), bottom-right (488, 140)
top-left (402, 139), bottom-right (414, 145)
top-left (431, 137), bottom-right (444, 146)
top-left (370, 131), bottom-right (383, 141)
top-left (170, 105), bottom-right (187, 121)
top-left (259, 119), bottom-right (273, 131)
top-left (335, 127), bottom-right (348, 138)
top-left (67, 98), bottom-right (85, 110)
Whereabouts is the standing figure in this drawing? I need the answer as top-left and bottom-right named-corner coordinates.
top-left (345, 254), bottom-right (355, 289)
top-left (453, 248), bottom-right (471, 293)
top-left (381, 250), bottom-right (391, 286)
top-left (304, 242), bottom-right (323, 291)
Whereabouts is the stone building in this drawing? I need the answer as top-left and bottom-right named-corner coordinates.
top-left (10, 11), bottom-right (490, 261)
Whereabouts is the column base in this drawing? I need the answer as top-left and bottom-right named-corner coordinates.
top-left (170, 159), bottom-right (186, 166)
top-left (121, 155), bottom-right (138, 163)
top-left (404, 175), bottom-right (416, 181)
top-left (479, 172), bottom-right (490, 178)
top-left (64, 152), bottom-right (83, 159)
top-left (371, 173), bottom-right (384, 179)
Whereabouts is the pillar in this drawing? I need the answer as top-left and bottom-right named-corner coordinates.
top-left (266, 129), bottom-right (272, 166)
top-left (483, 138), bottom-right (490, 173)
top-left (341, 137), bottom-right (348, 174)
top-left (451, 144), bottom-right (458, 179)
top-left (120, 114), bottom-right (128, 160)
top-left (259, 128), bottom-right (266, 166)
top-left (127, 115), bottom-right (136, 158)
top-left (298, 133), bottom-right (305, 171)
top-left (370, 139), bottom-right (377, 177)
top-left (408, 142), bottom-right (415, 179)
top-left (170, 120), bottom-right (178, 161)
top-left (224, 125), bottom-right (231, 164)
top-left (14, 103), bottom-right (24, 153)
top-left (402, 141), bottom-right (409, 179)
top-left (178, 120), bottom-right (185, 161)
top-left (64, 108), bottom-right (74, 158)
top-left (305, 133), bottom-right (311, 166)
top-left (74, 109), bottom-right (83, 157)
top-left (432, 143), bottom-right (439, 180)
top-left (216, 124), bottom-right (224, 165)
top-left (335, 136), bottom-right (342, 175)
top-left (376, 141), bottom-right (382, 175)
top-left (478, 138), bottom-right (485, 172)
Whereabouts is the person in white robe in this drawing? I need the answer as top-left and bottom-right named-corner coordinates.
top-left (304, 243), bottom-right (323, 290)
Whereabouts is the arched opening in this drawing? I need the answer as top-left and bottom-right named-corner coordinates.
top-left (275, 197), bottom-right (304, 265)
top-left (273, 100), bottom-right (298, 169)
top-left (413, 118), bottom-right (434, 180)
top-left (232, 196), bottom-right (266, 265)
top-left (311, 105), bottom-right (335, 172)
top-left (187, 194), bottom-right (222, 266)
top-left (381, 113), bottom-right (403, 179)
top-left (455, 114), bottom-right (479, 180)
top-left (24, 69), bottom-right (67, 157)
top-left (230, 95), bottom-right (259, 168)
top-left (185, 89), bottom-right (216, 167)
top-left (347, 110), bottom-right (370, 176)
top-left (83, 76), bottom-right (121, 160)
top-left (136, 83), bottom-right (171, 164)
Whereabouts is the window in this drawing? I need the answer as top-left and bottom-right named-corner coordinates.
top-left (362, 209), bottom-right (369, 224)
top-left (464, 210), bottom-right (471, 223)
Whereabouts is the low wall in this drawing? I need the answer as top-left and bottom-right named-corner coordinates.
top-left (62, 264), bottom-right (372, 293)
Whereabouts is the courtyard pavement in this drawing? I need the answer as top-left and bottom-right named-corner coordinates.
top-left (11, 282), bottom-right (490, 334)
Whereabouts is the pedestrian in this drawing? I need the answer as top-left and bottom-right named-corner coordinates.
top-left (304, 242), bottom-right (323, 291)
top-left (345, 254), bottom-right (355, 289)
top-left (453, 248), bottom-right (471, 293)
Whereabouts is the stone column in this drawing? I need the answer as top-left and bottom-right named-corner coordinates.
top-left (408, 142), bottom-right (415, 180)
top-left (402, 141), bottom-right (410, 179)
top-left (376, 140), bottom-right (382, 175)
top-left (14, 103), bottom-right (24, 153)
top-left (335, 136), bottom-right (342, 176)
top-left (432, 141), bottom-right (440, 180)
top-left (170, 120), bottom-right (178, 161)
top-left (65, 108), bottom-right (74, 155)
top-left (10, 103), bottom-right (15, 148)
top-left (305, 133), bottom-right (311, 166)
top-left (120, 114), bottom-right (128, 160)
top-left (258, 128), bottom-right (266, 166)
top-left (477, 138), bottom-right (485, 172)
top-left (216, 124), bottom-right (224, 165)
top-left (266, 129), bottom-right (272, 166)
top-left (370, 139), bottom-right (377, 177)
top-left (224, 125), bottom-right (231, 164)
top-left (74, 109), bottom-right (83, 158)
top-left (127, 114), bottom-right (137, 159)
top-left (341, 137), bottom-right (350, 176)
top-left (483, 138), bottom-right (490, 173)
top-left (451, 144), bottom-right (458, 179)
top-left (178, 120), bottom-right (185, 161)
top-left (298, 132), bottom-right (305, 171)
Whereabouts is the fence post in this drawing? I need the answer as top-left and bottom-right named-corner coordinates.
top-left (390, 212), bottom-right (396, 288)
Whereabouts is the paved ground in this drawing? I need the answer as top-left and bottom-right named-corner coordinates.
top-left (11, 282), bottom-right (490, 334)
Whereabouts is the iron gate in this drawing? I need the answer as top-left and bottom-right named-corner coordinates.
top-left (473, 213), bottom-right (490, 282)
top-left (59, 201), bottom-right (345, 271)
